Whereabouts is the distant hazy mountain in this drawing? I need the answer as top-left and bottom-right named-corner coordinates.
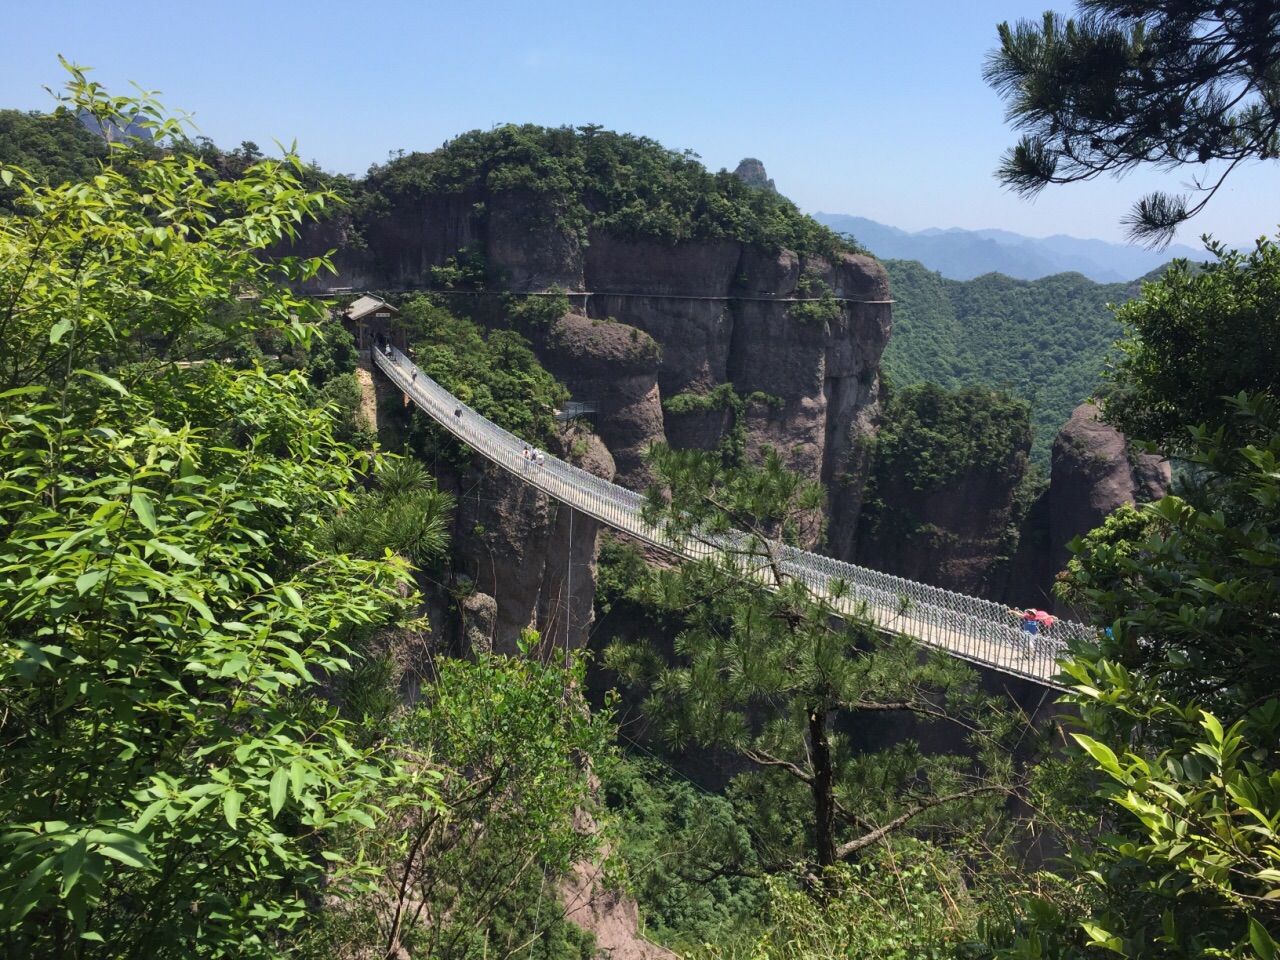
top-left (813, 213), bottom-right (1204, 283)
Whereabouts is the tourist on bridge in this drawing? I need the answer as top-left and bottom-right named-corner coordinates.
top-left (522, 444), bottom-right (531, 469)
top-left (1007, 608), bottom-right (1056, 634)
top-left (1009, 607), bottom-right (1041, 634)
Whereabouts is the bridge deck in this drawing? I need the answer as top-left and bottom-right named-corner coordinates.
top-left (375, 348), bottom-right (1085, 686)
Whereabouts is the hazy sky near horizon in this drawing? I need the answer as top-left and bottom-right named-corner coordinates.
top-left (3, 0), bottom-right (1276, 249)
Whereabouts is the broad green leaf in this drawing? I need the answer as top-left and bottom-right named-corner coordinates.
top-left (131, 492), bottom-right (158, 533)
top-left (73, 369), bottom-right (129, 396)
top-left (223, 788), bottom-right (242, 829)
top-left (153, 541), bottom-right (200, 567)
top-left (1073, 734), bottom-right (1126, 780)
top-left (60, 836), bottom-right (88, 897)
top-left (1080, 922), bottom-right (1126, 954)
top-left (269, 767), bottom-right (289, 818)
top-left (0, 385), bottom-right (46, 399)
top-left (1252, 918), bottom-right (1278, 960)
top-left (49, 318), bottom-right (73, 344)
top-left (75, 570), bottom-right (107, 595)
top-left (95, 837), bottom-right (151, 870)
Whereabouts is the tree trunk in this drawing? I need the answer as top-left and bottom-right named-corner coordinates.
top-left (809, 706), bottom-right (837, 874)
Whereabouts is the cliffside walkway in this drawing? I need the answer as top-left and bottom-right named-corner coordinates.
top-left (375, 347), bottom-right (1090, 686)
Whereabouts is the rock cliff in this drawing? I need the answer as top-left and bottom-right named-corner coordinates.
top-left (451, 430), bottom-right (614, 656)
top-left (1047, 401), bottom-right (1170, 572)
top-left (299, 197), bottom-right (892, 561)
top-left (732, 157), bottom-right (778, 193)
top-left (856, 458), bottom-right (1029, 598)
top-left (1001, 401), bottom-right (1171, 610)
top-left (371, 360), bottom-right (612, 655)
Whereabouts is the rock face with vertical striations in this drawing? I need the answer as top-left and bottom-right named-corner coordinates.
top-left (999, 400), bottom-right (1172, 611)
top-left (1047, 401), bottom-right (1170, 572)
top-left (286, 132), bottom-right (895, 655)
top-left (732, 157), bottom-right (778, 193)
top-left (294, 201), bottom-right (892, 564)
top-left (438, 420), bottom-right (615, 656)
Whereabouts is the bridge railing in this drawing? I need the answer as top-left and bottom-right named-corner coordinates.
top-left (375, 347), bottom-right (1089, 685)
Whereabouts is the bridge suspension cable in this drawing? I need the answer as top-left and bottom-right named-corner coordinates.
top-left (375, 347), bottom-right (1090, 686)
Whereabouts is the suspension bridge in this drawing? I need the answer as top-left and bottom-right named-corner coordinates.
top-left (375, 347), bottom-right (1090, 686)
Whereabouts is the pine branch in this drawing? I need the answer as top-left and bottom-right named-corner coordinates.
top-left (833, 784), bottom-right (1009, 860)
top-left (743, 747), bottom-right (813, 785)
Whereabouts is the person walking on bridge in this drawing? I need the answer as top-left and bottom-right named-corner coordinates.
top-left (1009, 607), bottom-right (1040, 634)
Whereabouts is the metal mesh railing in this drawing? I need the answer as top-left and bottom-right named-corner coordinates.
top-left (375, 347), bottom-right (1090, 686)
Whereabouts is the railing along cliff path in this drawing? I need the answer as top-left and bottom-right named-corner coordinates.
top-left (375, 347), bottom-right (1090, 686)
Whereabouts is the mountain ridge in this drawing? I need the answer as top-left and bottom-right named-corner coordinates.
top-left (814, 212), bottom-right (1205, 283)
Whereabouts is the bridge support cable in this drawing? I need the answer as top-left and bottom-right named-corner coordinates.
top-left (374, 348), bottom-right (1089, 687)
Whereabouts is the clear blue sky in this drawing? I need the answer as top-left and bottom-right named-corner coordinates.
top-left (3, 0), bottom-right (1275, 248)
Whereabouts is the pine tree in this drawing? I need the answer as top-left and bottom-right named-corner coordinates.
top-left (607, 445), bottom-right (1022, 879)
top-left (985, 1), bottom-right (1280, 246)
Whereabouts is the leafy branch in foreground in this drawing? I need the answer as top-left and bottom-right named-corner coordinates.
top-left (0, 64), bottom-right (443, 958)
top-left (987, 402), bottom-right (1280, 956)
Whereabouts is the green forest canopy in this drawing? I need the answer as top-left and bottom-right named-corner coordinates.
top-left (361, 124), bottom-right (860, 258)
top-left (881, 259), bottom-right (1132, 465)
top-left (0, 108), bottom-right (108, 210)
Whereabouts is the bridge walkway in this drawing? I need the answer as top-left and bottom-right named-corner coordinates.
top-left (375, 347), bottom-right (1087, 686)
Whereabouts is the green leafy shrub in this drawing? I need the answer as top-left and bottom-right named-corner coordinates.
top-left (602, 756), bottom-right (767, 950)
top-left (400, 295), bottom-right (569, 448)
top-left (430, 244), bottom-right (488, 290)
top-left (1103, 237), bottom-right (1280, 454)
top-left (0, 65), bottom-right (439, 957)
top-left (306, 319), bottom-right (359, 387)
top-left (663, 383), bottom-right (782, 468)
top-left (0, 106), bottom-right (110, 211)
top-left (871, 382), bottom-right (1032, 492)
top-left (749, 843), bottom-right (984, 960)
top-left (789, 273), bottom-right (844, 325)
top-left (503, 285), bottom-right (571, 329)
top-left (366, 640), bottom-right (615, 959)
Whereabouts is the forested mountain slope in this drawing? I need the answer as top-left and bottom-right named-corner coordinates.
top-left (881, 259), bottom-right (1131, 464)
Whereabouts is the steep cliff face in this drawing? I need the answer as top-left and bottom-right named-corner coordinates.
top-left (371, 359), bottom-right (611, 655)
top-left (449, 439), bottom-right (608, 655)
top-left (1047, 401), bottom-right (1170, 572)
top-left (856, 459), bottom-right (1029, 598)
top-left (1001, 400), bottom-right (1172, 610)
top-left (287, 131), bottom-right (896, 661)
top-left (303, 199), bottom-right (892, 561)
top-left (531, 310), bottom-right (666, 487)
top-left (851, 385), bottom-right (1035, 598)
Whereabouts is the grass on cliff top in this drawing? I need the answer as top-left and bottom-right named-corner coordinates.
top-left (361, 124), bottom-right (864, 259)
